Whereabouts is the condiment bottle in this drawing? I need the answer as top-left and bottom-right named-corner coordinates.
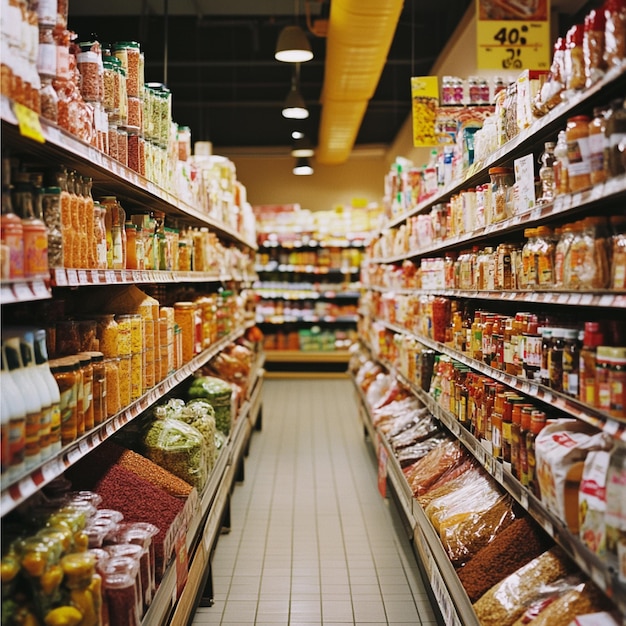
top-left (538, 141), bottom-right (556, 205)
top-left (562, 328), bottom-right (581, 398)
top-left (604, 97), bottom-right (626, 178)
top-left (50, 356), bottom-right (80, 445)
top-left (589, 107), bottom-right (608, 184)
top-left (539, 327), bottom-right (553, 387)
top-left (566, 115), bottom-right (592, 192)
top-left (3, 335), bottom-right (43, 469)
top-left (511, 402), bottom-right (532, 479)
top-left (0, 159), bottom-right (24, 279)
top-left (579, 322), bottom-right (605, 406)
top-left (518, 405), bottom-right (534, 487)
top-left (548, 328), bottom-right (566, 392)
top-left (554, 130), bottom-right (570, 195)
top-left (526, 410), bottom-right (547, 497)
top-left (1, 345), bottom-right (26, 479)
top-left (609, 347), bottom-right (626, 417)
top-left (596, 346), bottom-right (613, 412)
top-left (33, 328), bottom-right (62, 456)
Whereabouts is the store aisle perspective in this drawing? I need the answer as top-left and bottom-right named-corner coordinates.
top-left (192, 378), bottom-right (439, 626)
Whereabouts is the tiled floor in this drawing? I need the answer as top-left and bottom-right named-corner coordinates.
top-left (192, 378), bottom-right (440, 626)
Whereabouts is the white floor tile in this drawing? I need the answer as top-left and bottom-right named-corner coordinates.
top-left (190, 379), bottom-right (439, 626)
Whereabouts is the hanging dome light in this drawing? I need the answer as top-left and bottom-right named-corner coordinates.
top-left (293, 157), bottom-right (313, 175)
top-left (275, 25), bottom-right (313, 63)
top-left (291, 135), bottom-right (314, 157)
top-left (282, 83), bottom-right (309, 119)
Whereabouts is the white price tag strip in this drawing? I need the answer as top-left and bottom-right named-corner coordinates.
top-left (520, 490), bottom-right (529, 509)
top-left (66, 269), bottom-right (78, 285)
top-left (494, 461), bottom-right (504, 484)
top-left (78, 270), bottom-right (88, 283)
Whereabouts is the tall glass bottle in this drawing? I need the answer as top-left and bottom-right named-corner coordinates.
top-left (55, 167), bottom-right (73, 269)
top-left (33, 328), bottom-right (62, 455)
top-left (82, 177), bottom-right (96, 268)
top-left (1, 346), bottom-right (26, 479)
top-left (3, 335), bottom-right (43, 470)
top-left (538, 141), bottom-right (556, 205)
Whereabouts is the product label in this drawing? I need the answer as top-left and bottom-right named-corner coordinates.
top-left (567, 136), bottom-right (591, 176)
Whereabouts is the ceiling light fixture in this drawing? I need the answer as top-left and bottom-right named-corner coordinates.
top-left (291, 135), bottom-right (314, 157)
top-left (282, 64), bottom-right (308, 119)
top-left (291, 130), bottom-right (305, 140)
top-left (275, 24), bottom-right (313, 63)
top-left (293, 157), bottom-right (313, 175)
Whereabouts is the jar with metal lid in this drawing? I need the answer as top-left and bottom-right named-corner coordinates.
top-left (50, 356), bottom-right (80, 445)
top-left (489, 167), bottom-right (514, 222)
top-left (566, 115), bottom-right (592, 192)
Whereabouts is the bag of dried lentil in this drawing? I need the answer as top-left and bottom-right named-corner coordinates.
top-left (473, 547), bottom-right (576, 626)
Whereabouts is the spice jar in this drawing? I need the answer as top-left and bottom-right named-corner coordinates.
top-left (566, 115), bottom-right (592, 192)
top-left (489, 167), bottom-right (514, 222)
top-left (589, 107), bottom-right (608, 184)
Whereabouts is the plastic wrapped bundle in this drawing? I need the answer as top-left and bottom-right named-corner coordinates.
top-left (473, 547), bottom-right (576, 626)
top-left (187, 376), bottom-right (233, 435)
top-left (458, 516), bottom-right (554, 602)
top-left (141, 416), bottom-right (207, 491)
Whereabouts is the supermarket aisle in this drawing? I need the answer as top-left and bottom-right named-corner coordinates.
top-left (192, 378), bottom-right (439, 626)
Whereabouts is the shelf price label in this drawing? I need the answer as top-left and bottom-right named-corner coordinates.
top-left (476, 0), bottom-right (551, 70)
top-left (13, 102), bottom-right (45, 143)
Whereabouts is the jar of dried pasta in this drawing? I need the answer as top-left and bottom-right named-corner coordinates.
top-left (94, 314), bottom-right (119, 358)
top-left (115, 314), bottom-right (133, 356)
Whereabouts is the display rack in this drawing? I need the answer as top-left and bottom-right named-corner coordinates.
top-left (1, 93), bottom-right (262, 626)
top-left (357, 61), bottom-right (626, 626)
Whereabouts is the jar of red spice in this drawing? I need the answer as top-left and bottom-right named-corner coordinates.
top-left (101, 555), bottom-right (142, 626)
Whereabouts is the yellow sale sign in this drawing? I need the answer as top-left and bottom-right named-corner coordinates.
top-left (411, 76), bottom-right (439, 147)
top-left (476, 0), bottom-right (551, 71)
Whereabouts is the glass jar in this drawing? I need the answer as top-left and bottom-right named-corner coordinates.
top-left (535, 225), bottom-right (555, 288)
top-left (177, 125), bottom-right (191, 162)
top-left (538, 141), bottom-right (556, 205)
top-left (102, 59), bottom-right (119, 116)
top-left (117, 127), bottom-right (128, 167)
top-left (76, 353), bottom-right (92, 433)
top-left (103, 357), bottom-right (121, 417)
top-left (174, 302), bottom-right (196, 364)
top-left (127, 95), bottom-right (142, 130)
top-left (548, 328), bottom-right (566, 392)
top-left (566, 115), bottom-right (592, 192)
top-left (113, 41), bottom-right (141, 98)
top-left (37, 25), bottom-right (57, 80)
top-left (127, 130), bottom-right (141, 173)
top-left (609, 347), bottom-right (626, 418)
top-left (42, 186), bottom-right (63, 268)
top-left (81, 351), bottom-right (105, 426)
top-left (76, 47), bottom-right (101, 103)
top-left (49, 356), bottom-right (80, 445)
top-left (489, 167), bottom-right (514, 222)
top-left (596, 346), bottom-right (614, 412)
top-left (588, 107), bottom-right (608, 185)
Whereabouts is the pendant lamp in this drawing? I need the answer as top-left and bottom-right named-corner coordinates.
top-left (293, 157), bottom-right (313, 175)
top-left (282, 66), bottom-right (309, 119)
top-left (275, 24), bottom-right (313, 63)
top-left (291, 135), bottom-right (314, 157)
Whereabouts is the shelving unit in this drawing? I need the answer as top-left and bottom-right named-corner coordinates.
top-left (255, 240), bottom-right (362, 375)
top-left (356, 61), bottom-right (626, 626)
top-left (1, 93), bottom-right (263, 626)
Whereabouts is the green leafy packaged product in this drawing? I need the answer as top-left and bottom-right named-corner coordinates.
top-left (187, 376), bottom-right (232, 435)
